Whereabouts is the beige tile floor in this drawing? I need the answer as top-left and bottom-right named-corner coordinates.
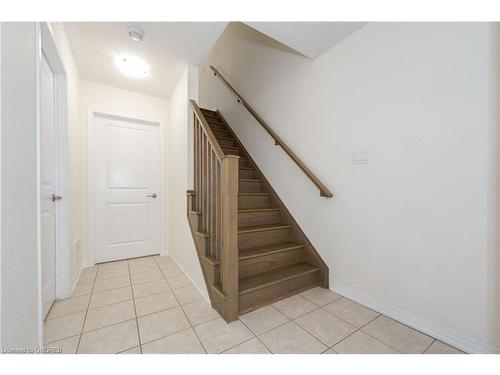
top-left (43, 255), bottom-right (464, 354)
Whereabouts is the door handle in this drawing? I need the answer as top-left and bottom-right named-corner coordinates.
top-left (147, 193), bottom-right (158, 198)
top-left (51, 194), bottom-right (63, 202)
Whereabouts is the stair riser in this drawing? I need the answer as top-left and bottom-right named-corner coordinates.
top-left (238, 210), bottom-right (281, 227)
top-left (239, 180), bottom-right (263, 193)
top-left (213, 130), bottom-right (230, 138)
top-left (239, 271), bottom-right (321, 313)
top-left (239, 169), bottom-right (255, 179)
top-left (206, 117), bottom-right (223, 123)
top-left (222, 147), bottom-right (241, 156)
top-left (239, 248), bottom-right (304, 278)
top-left (239, 158), bottom-right (249, 168)
top-left (204, 115), bottom-right (221, 121)
top-left (209, 125), bottom-right (226, 133)
top-left (218, 138), bottom-right (235, 147)
top-left (238, 195), bottom-right (272, 209)
top-left (238, 227), bottom-right (292, 250)
top-left (201, 109), bottom-right (217, 115)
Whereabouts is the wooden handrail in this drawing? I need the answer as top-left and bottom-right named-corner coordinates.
top-left (210, 66), bottom-right (333, 198)
top-left (190, 99), bottom-right (225, 161)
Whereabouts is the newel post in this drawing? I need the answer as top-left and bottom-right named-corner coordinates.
top-left (220, 154), bottom-right (239, 321)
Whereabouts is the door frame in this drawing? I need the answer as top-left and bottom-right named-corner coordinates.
top-left (36, 23), bottom-right (70, 343)
top-left (87, 110), bottom-right (166, 266)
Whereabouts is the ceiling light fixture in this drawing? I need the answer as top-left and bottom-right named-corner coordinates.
top-left (114, 54), bottom-right (150, 78)
top-left (127, 26), bottom-right (144, 42)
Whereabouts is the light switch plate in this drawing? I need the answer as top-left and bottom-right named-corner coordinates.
top-left (352, 151), bottom-right (369, 164)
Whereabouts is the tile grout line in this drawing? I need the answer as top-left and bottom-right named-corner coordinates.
top-left (153, 256), bottom-right (208, 354)
top-left (239, 304), bottom-right (290, 336)
top-left (336, 315), bottom-right (403, 354)
top-left (137, 313), bottom-right (223, 347)
top-left (56, 298), bottom-right (219, 346)
top-left (319, 295), bottom-right (445, 353)
top-left (75, 264), bottom-right (100, 353)
top-left (422, 338), bottom-right (437, 354)
top-left (304, 297), bottom-right (404, 352)
top-left (127, 259), bottom-right (143, 354)
top-left (46, 318), bottom-right (137, 345)
top-left (45, 333), bottom-right (81, 346)
top-left (156, 257), bottom-right (209, 354)
top-left (256, 294), bottom-right (382, 353)
top-left (244, 302), bottom-right (324, 346)
top-left (45, 286), bottom-right (136, 322)
top-left (44, 294), bottom-right (92, 321)
top-left (324, 315), bottom-right (382, 353)
top-left (278, 295), bottom-right (392, 353)
top-left (75, 298), bottom-right (192, 340)
top-left (219, 334), bottom-right (259, 354)
top-left (236, 318), bottom-right (272, 354)
top-left (237, 294), bottom-right (347, 353)
top-left (238, 301), bottom-right (327, 353)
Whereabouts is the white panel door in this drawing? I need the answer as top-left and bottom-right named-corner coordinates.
top-left (94, 115), bottom-right (161, 263)
top-left (40, 53), bottom-right (57, 319)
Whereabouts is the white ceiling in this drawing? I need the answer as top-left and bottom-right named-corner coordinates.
top-left (64, 22), bottom-right (227, 98)
top-left (64, 22), bottom-right (366, 99)
top-left (245, 22), bottom-right (367, 59)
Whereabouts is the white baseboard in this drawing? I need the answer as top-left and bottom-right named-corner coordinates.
top-left (70, 265), bottom-right (83, 295)
top-left (167, 254), bottom-right (211, 303)
top-left (332, 282), bottom-right (498, 354)
top-left (160, 248), bottom-right (169, 257)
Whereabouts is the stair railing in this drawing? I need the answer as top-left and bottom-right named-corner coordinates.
top-left (210, 66), bottom-right (333, 198)
top-left (190, 99), bottom-right (239, 321)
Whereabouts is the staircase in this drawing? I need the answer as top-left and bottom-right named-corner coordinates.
top-left (187, 100), bottom-right (329, 322)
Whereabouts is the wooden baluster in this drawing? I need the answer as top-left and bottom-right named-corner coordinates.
top-left (204, 136), bottom-right (209, 234)
top-left (210, 150), bottom-right (215, 259)
top-left (207, 145), bottom-right (212, 256)
top-left (201, 132), bottom-right (205, 232)
top-left (196, 122), bottom-right (201, 211)
top-left (220, 155), bottom-right (239, 321)
top-left (193, 117), bottom-right (198, 210)
top-left (215, 159), bottom-right (220, 261)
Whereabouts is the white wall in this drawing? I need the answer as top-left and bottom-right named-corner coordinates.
top-left (199, 22), bottom-right (498, 353)
top-left (79, 80), bottom-right (168, 265)
top-left (0, 22), bottom-right (40, 348)
top-left (0, 21), bottom-right (2, 348)
top-left (166, 66), bottom-right (209, 300)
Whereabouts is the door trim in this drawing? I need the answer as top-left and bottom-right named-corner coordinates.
top-left (87, 110), bottom-right (166, 266)
top-left (36, 23), bottom-right (70, 345)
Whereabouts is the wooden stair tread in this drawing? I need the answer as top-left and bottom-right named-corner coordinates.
top-left (200, 108), bottom-right (217, 113)
top-left (238, 192), bottom-right (269, 196)
top-left (239, 263), bottom-right (319, 295)
top-left (239, 178), bottom-right (260, 182)
top-left (222, 145), bottom-right (240, 150)
top-left (239, 241), bottom-right (304, 260)
top-left (202, 241), bottom-right (303, 266)
top-left (238, 223), bottom-right (291, 234)
top-left (238, 207), bottom-right (279, 213)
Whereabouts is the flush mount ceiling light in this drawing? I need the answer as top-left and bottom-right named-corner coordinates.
top-left (114, 54), bottom-right (150, 78)
top-left (127, 26), bottom-right (144, 42)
